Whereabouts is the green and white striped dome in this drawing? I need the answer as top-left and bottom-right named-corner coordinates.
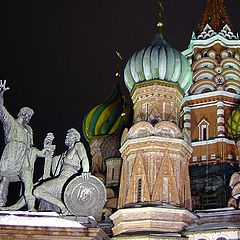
top-left (124, 33), bottom-right (192, 94)
top-left (82, 84), bottom-right (132, 142)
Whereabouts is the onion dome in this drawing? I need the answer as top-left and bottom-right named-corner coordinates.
top-left (83, 84), bottom-right (132, 142)
top-left (124, 33), bottom-right (192, 94)
top-left (226, 107), bottom-right (240, 140)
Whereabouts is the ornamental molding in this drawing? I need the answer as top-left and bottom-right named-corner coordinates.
top-left (120, 135), bottom-right (193, 153)
top-left (183, 90), bottom-right (240, 104)
top-left (183, 35), bottom-right (240, 58)
top-left (132, 84), bottom-right (183, 105)
top-left (191, 137), bottom-right (235, 147)
top-left (196, 24), bottom-right (238, 41)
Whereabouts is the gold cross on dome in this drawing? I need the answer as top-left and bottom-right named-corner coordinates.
top-left (156, 0), bottom-right (164, 32)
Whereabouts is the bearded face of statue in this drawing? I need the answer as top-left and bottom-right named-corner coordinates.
top-left (22, 113), bottom-right (32, 124)
top-left (18, 107), bottom-right (34, 125)
top-left (65, 130), bottom-right (76, 147)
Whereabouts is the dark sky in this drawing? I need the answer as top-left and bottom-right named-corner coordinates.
top-left (0, 0), bottom-right (239, 155)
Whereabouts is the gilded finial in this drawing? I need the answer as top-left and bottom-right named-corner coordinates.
top-left (156, 0), bottom-right (164, 33)
top-left (115, 51), bottom-right (123, 79)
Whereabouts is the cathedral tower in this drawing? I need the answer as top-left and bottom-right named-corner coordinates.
top-left (182, 0), bottom-right (240, 209)
top-left (111, 3), bottom-right (196, 238)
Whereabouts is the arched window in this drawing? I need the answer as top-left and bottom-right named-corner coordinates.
top-left (227, 50), bottom-right (233, 57)
top-left (227, 88), bottom-right (237, 94)
top-left (216, 238), bottom-right (227, 240)
top-left (208, 50), bottom-right (216, 59)
top-left (201, 88), bottom-right (212, 93)
top-left (203, 51), bottom-right (208, 57)
top-left (136, 178), bottom-right (142, 202)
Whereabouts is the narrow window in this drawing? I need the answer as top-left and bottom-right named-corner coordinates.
top-left (137, 178), bottom-right (142, 202)
top-left (198, 119), bottom-right (209, 141)
top-left (111, 168), bottom-right (115, 180)
top-left (142, 103), bottom-right (149, 120)
top-left (202, 126), bottom-right (207, 140)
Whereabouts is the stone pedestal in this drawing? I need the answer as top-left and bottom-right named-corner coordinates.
top-left (110, 206), bottom-right (196, 237)
top-left (0, 211), bottom-right (110, 240)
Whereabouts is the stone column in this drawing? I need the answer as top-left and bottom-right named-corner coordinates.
top-left (217, 101), bottom-right (225, 137)
top-left (183, 106), bottom-right (191, 130)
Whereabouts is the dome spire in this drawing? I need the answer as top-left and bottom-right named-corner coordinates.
top-left (115, 51), bottom-right (123, 80)
top-left (152, 0), bottom-right (165, 45)
top-left (156, 0), bottom-right (164, 34)
top-left (196, 0), bottom-right (233, 35)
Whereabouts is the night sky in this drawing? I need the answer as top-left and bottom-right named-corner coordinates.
top-left (0, 0), bottom-right (239, 157)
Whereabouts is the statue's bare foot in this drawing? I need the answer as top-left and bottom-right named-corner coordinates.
top-left (28, 208), bottom-right (37, 212)
top-left (0, 200), bottom-right (6, 207)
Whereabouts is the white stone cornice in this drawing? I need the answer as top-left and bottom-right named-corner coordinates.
top-left (188, 101), bottom-right (237, 109)
top-left (183, 90), bottom-right (240, 105)
top-left (191, 138), bottom-right (235, 147)
top-left (120, 136), bottom-right (193, 153)
top-left (183, 34), bottom-right (240, 58)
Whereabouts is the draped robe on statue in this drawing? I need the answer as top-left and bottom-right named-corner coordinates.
top-left (0, 106), bottom-right (33, 181)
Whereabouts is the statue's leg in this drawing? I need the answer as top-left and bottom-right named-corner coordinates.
top-left (33, 182), bottom-right (67, 213)
top-left (21, 170), bottom-right (36, 211)
top-left (0, 176), bottom-right (9, 207)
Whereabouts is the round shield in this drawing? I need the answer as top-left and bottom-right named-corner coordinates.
top-left (63, 175), bottom-right (106, 216)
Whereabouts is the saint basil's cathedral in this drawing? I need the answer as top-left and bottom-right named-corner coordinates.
top-left (0, 0), bottom-right (240, 240)
top-left (82, 0), bottom-right (240, 239)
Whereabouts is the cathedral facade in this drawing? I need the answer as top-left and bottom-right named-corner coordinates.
top-left (83, 0), bottom-right (240, 239)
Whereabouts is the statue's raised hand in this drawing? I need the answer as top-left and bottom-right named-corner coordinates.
top-left (44, 132), bottom-right (55, 148)
top-left (43, 132), bottom-right (55, 158)
top-left (0, 80), bottom-right (10, 96)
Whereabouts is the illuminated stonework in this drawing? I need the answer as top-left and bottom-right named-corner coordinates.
top-left (131, 81), bottom-right (183, 125)
top-left (82, 1), bottom-right (240, 239)
top-left (182, 0), bottom-right (240, 210)
top-left (118, 136), bottom-right (192, 209)
top-left (110, 23), bottom-right (194, 235)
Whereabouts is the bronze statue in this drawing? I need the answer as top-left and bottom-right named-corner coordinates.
top-left (0, 80), bottom-right (49, 211)
top-left (33, 128), bottom-right (90, 214)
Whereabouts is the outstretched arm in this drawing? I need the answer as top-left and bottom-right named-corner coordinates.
top-left (0, 80), bottom-right (13, 134)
